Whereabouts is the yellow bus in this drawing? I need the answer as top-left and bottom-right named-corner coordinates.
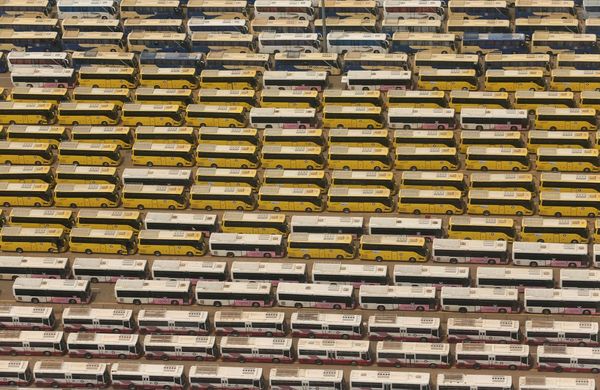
top-left (467, 190), bottom-right (534, 216)
top-left (520, 217), bottom-right (589, 244)
top-left (531, 32), bottom-right (597, 55)
top-left (72, 87), bottom-right (132, 107)
top-left (386, 90), bottom-right (447, 108)
top-left (540, 172), bottom-right (600, 193)
top-left (331, 170), bottom-right (395, 193)
top-left (199, 69), bottom-right (258, 90)
top-left (6, 125), bottom-right (68, 148)
top-left (327, 145), bottom-right (392, 171)
top-left (391, 32), bottom-right (457, 54)
top-left (127, 31), bottom-right (188, 53)
top-left (417, 69), bottom-right (478, 91)
top-left (121, 104), bottom-right (184, 126)
top-left (527, 131), bottom-right (591, 152)
top-left (54, 183), bottom-right (119, 208)
top-left (447, 216), bottom-right (516, 241)
top-left (0, 141), bottom-right (53, 165)
top-left (448, 91), bottom-right (511, 113)
top-left (400, 171), bottom-right (466, 192)
top-left (484, 53), bottom-right (551, 74)
top-left (198, 89), bottom-right (257, 110)
top-left (395, 146), bottom-right (459, 170)
top-left (138, 229), bottom-right (205, 257)
top-left (556, 53), bottom-right (600, 69)
top-left (259, 90), bottom-right (319, 109)
top-left (261, 145), bottom-right (324, 170)
top-left (536, 148), bottom-right (600, 172)
top-left (138, 66), bottom-right (198, 89)
top-left (58, 142), bottom-right (122, 167)
top-left (191, 32), bottom-right (255, 53)
top-left (57, 103), bottom-right (120, 126)
top-left (0, 102), bottom-right (55, 125)
top-left (71, 126), bottom-right (134, 149)
top-left (393, 129), bottom-right (455, 148)
top-left (198, 127), bottom-right (259, 147)
top-left (55, 165), bottom-right (119, 185)
top-left (69, 228), bottom-right (137, 255)
top-left (190, 184), bottom-right (255, 211)
top-left (262, 128), bottom-right (323, 147)
top-left (185, 104), bottom-right (247, 127)
top-left (579, 91), bottom-right (600, 109)
top-left (484, 69), bottom-right (546, 92)
top-left (287, 232), bottom-right (355, 260)
top-left (258, 185), bottom-right (324, 212)
top-left (195, 168), bottom-right (259, 190)
top-left (8, 208), bottom-right (74, 231)
top-left (322, 106), bottom-right (383, 129)
top-left (131, 142), bottom-right (195, 167)
top-left (0, 182), bottom-right (53, 207)
top-left (8, 87), bottom-right (69, 104)
top-left (0, 226), bottom-right (66, 253)
top-left (61, 31), bottom-right (124, 52)
top-left (470, 172), bottom-right (536, 193)
top-left (535, 107), bottom-right (597, 131)
top-left (221, 211), bottom-right (287, 235)
top-left (327, 187), bottom-right (393, 213)
top-left (359, 235), bottom-right (427, 262)
top-left (459, 131), bottom-right (524, 153)
top-left (76, 210), bottom-right (143, 232)
top-left (134, 88), bottom-right (194, 107)
top-left (465, 146), bottom-right (530, 171)
top-left (188, 0), bottom-right (248, 19)
top-left (514, 91), bottom-right (576, 115)
top-left (196, 144), bottom-right (258, 169)
top-left (122, 184), bottom-right (188, 210)
top-left (323, 89), bottom-right (381, 107)
top-left (550, 69), bottom-right (600, 91)
top-left (0, 165), bottom-right (54, 184)
top-left (397, 189), bottom-right (464, 215)
top-left (263, 169), bottom-right (328, 192)
top-left (77, 66), bottom-right (137, 89)
top-left (539, 190), bottom-right (600, 217)
top-left (328, 129), bottom-right (390, 148)
top-left (134, 126), bottom-right (196, 145)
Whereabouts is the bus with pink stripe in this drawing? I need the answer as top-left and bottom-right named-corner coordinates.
top-left (66, 333), bottom-right (141, 359)
top-left (13, 277), bottom-right (91, 304)
top-left (114, 279), bottom-right (193, 306)
top-left (220, 336), bottom-right (293, 363)
top-left (195, 281), bottom-right (274, 307)
top-left (276, 282), bottom-right (354, 309)
top-left (297, 339), bottom-right (371, 365)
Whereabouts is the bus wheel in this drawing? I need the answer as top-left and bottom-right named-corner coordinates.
top-left (542, 309), bottom-right (551, 315)
top-left (305, 207), bottom-right (312, 212)
top-left (102, 162), bottom-right (109, 167)
top-left (170, 300), bottom-right (179, 305)
top-left (473, 363), bottom-right (481, 370)
top-left (186, 252), bottom-right (194, 257)
top-left (409, 257), bottom-right (416, 262)
top-left (214, 302), bottom-right (222, 307)
top-left (551, 167), bottom-right (559, 172)
top-left (84, 249), bottom-right (92, 255)
top-left (137, 205), bottom-right (144, 210)
top-left (315, 359), bottom-right (323, 365)
top-left (343, 208), bottom-right (350, 213)
top-left (264, 253), bottom-right (271, 258)
top-left (31, 298), bottom-right (39, 304)
top-left (554, 212), bottom-right (562, 218)
top-left (375, 256), bottom-right (383, 262)
top-left (441, 166), bottom-right (448, 171)
top-left (2, 202), bottom-right (9, 207)
top-left (483, 210), bottom-right (490, 216)
top-left (227, 252), bottom-right (235, 257)
top-left (375, 208), bottom-right (382, 213)
top-left (195, 355), bottom-right (204, 361)
top-left (205, 206), bottom-right (213, 211)
top-left (487, 259), bottom-right (496, 265)
top-left (583, 310), bottom-right (591, 315)
top-left (592, 368), bottom-right (599, 374)
top-left (154, 251), bottom-right (161, 256)
top-left (516, 211), bottom-right (523, 216)
top-left (168, 205), bottom-right (176, 210)
top-left (161, 355), bottom-right (169, 361)
top-left (34, 202), bottom-right (41, 207)
top-left (295, 303), bottom-right (303, 308)
top-left (458, 307), bottom-right (467, 313)
top-left (100, 203), bottom-right (108, 208)
top-left (413, 209), bottom-right (421, 215)
top-left (303, 254), bottom-right (310, 260)
top-left (252, 302), bottom-right (260, 307)
top-left (84, 353), bottom-right (93, 360)
top-left (584, 168), bottom-right (591, 172)
top-left (73, 161), bottom-right (80, 166)
top-left (69, 299), bottom-right (77, 304)
top-left (480, 166), bottom-right (488, 171)
top-left (15, 248), bottom-right (23, 254)
top-left (133, 299), bottom-right (141, 305)
top-left (498, 308), bottom-right (507, 313)
top-left (333, 304), bottom-right (341, 310)
top-left (416, 306), bottom-right (424, 311)
top-left (72, 121), bottom-right (79, 126)
top-left (410, 166), bottom-right (417, 171)
top-left (274, 207), bottom-right (281, 212)
top-left (589, 213), bottom-right (597, 218)
top-left (236, 206), bottom-right (244, 211)
top-left (3, 161), bottom-right (10, 166)
top-left (146, 162), bottom-right (153, 167)
top-left (128, 385), bottom-right (136, 390)
top-left (445, 210), bottom-right (454, 215)
top-left (377, 305), bottom-right (385, 311)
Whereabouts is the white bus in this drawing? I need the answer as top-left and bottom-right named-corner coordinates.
top-left (0, 305), bottom-right (55, 330)
top-left (33, 361), bottom-right (109, 388)
top-left (143, 335), bottom-right (217, 361)
top-left (137, 310), bottom-right (209, 335)
top-left (262, 71), bottom-right (328, 91)
top-left (189, 366), bottom-right (264, 390)
top-left (122, 168), bottom-right (193, 187)
top-left (249, 107), bottom-right (317, 129)
top-left (519, 376), bottom-right (596, 390)
top-left (66, 332), bottom-right (141, 359)
top-left (359, 285), bottom-right (437, 311)
top-left (311, 262), bottom-right (388, 287)
top-left (72, 257), bottom-right (148, 283)
top-left (476, 267), bottom-right (555, 291)
top-left (297, 338), bottom-right (371, 366)
top-left (208, 233), bottom-right (285, 258)
top-left (376, 341), bottom-right (450, 368)
top-left (0, 360), bottom-right (31, 387)
top-left (151, 260), bottom-right (227, 284)
top-left (437, 374), bottom-right (512, 390)
top-left (447, 318), bottom-right (521, 344)
top-left (432, 238), bottom-right (508, 264)
top-left (220, 336), bottom-right (293, 363)
top-left (62, 307), bottom-right (134, 333)
top-left (384, 0), bottom-right (444, 19)
top-left (343, 70), bottom-right (412, 91)
top-left (213, 311), bottom-right (286, 337)
top-left (0, 330), bottom-right (64, 356)
top-left (195, 281), bottom-right (274, 307)
top-left (367, 315), bottom-right (441, 342)
top-left (290, 215), bottom-right (364, 237)
top-left (258, 33), bottom-right (320, 54)
top-left (290, 312), bottom-right (362, 339)
top-left (6, 52), bottom-right (70, 71)
top-left (270, 368), bottom-right (344, 390)
top-left (13, 278), bottom-right (91, 304)
top-left (560, 269), bottom-right (600, 289)
top-left (326, 32), bottom-right (389, 54)
top-left (512, 241), bottom-right (590, 268)
top-left (144, 212), bottom-right (218, 235)
top-left (455, 343), bottom-right (530, 370)
top-left (230, 261), bottom-right (307, 284)
top-left (350, 371), bottom-right (431, 390)
top-left (110, 363), bottom-right (185, 390)
top-left (441, 286), bottom-right (520, 313)
top-left (388, 107), bottom-right (456, 129)
top-left (114, 279), bottom-right (193, 306)
top-left (276, 282), bottom-right (354, 309)
top-left (524, 288), bottom-right (600, 315)
top-left (56, 0), bottom-right (117, 19)
top-left (254, 0), bottom-right (314, 20)
top-left (525, 320), bottom-right (599, 346)
top-left (460, 108), bottom-right (529, 131)
top-left (393, 264), bottom-right (470, 288)
top-left (368, 217), bottom-right (443, 240)
top-left (536, 345), bottom-right (600, 373)
top-left (0, 256), bottom-right (69, 280)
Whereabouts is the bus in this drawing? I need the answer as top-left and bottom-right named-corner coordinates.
top-left (290, 215), bottom-right (362, 237)
top-left (447, 318), bottom-right (521, 344)
top-left (329, 129), bottom-right (390, 148)
top-left (581, 90), bottom-right (600, 109)
top-left (271, 368), bottom-right (343, 390)
top-left (10, 67), bottom-right (75, 89)
top-left (58, 103), bottom-right (121, 127)
top-left (296, 339), bottom-right (371, 366)
top-left (72, 257), bottom-right (148, 283)
top-left (66, 332), bottom-right (141, 359)
top-left (368, 217), bottom-right (443, 240)
top-left (9, 88), bottom-right (68, 105)
top-left (521, 217), bottom-right (589, 243)
top-left (519, 377), bottom-right (596, 390)
top-left (73, 88), bottom-right (132, 108)
top-left (342, 52), bottom-right (408, 72)
top-left (485, 53), bottom-right (551, 74)
top-left (126, 32), bottom-right (188, 53)
top-left (13, 278), bottom-right (91, 304)
top-left (198, 127), bottom-right (258, 147)
top-left (391, 32), bottom-right (457, 54)
top-left (466, 146), bottom-right (530, 172)
top-left (0, 226), bottom-right (66, 254)
top-left (469, 172), bottom-right (536, 193)
top-left (143, 335), bottom-right (217, 361)
top-left (287, 233), bottom-right (355, 259)
top-left (261, 145), bottom-right (324, 170)
top-left (76, 210), bottom-right (142, 232)
top-left (395, 147), bottom-right (459, 171)
top-left (122, 104), bottom-right (184, 127)
top-left (528, 131), bottom-right (591, 152)
top-left (220, 336), bottom-right (293, 363)
top-left (0, 256), bottom-right (67, 281)
top-left (367, 315), bottom-right (441, 342)
top-left (262, 168), bottom-right (327, 192)
top-left (327, 187), bottom-right (393, 213)
top-left (417, 69), bottom-right (478, 91)
top-left (0, 103), bottom-right (55, 126)
top-left (252, 16), bottom-right (311, 33)
top-left (110, 363), bottom-right (186, 390)
top-left (397, 189), bottom-right (464, 215)
top-left (58, 141), bottom-right (121, 166)
top-left (311, 262), bottom-right (387, 287)
top-left (525, 288), bottom-right (600, 315)
top-left (69, 228), bottom-right (136, 255)
top-left (70, 52), bottom-right (136, 70)
top-left (393, 129), bottom-right (456, 147)
top-left (195, 281), bottom-right (273, 307)
top-left (467, 190), bottom-right (534, 216)
top-left (537, 345), bottom-right (600, 372)
top-left (135, 89), bottom-right (193, 107)
top-left (539, 190), bottom-right (600, 217)
top-left (0, 182), bottom-right (53, 207)
top-left (260, 90), bottom-right (319, 109)
top-left (532, 32), bottom-right (598, 54)
top-left (138, 68), bottom-right (197, 90)
top-left (0, 331), bottom-right (64, 357)
top-left (349, 371), bottom-right (431, 390)
top-left (213, 311), bottom-right (285, 337)
top-left (152, 258), bottom-right (222, 283)
top-left (476, 267), bottom-right (554, 291)
top-left (441, 286), bottom-right (520, 313)
top-left (290, 312), bottom-right (361, 339)
top-left (196, 168), bottom-right (260, 190)
top-left (77, 67), bottom-right (135, 90)
top-left (273, 52), bottom-right (341, 75)
top-left (8, 208), bottom-right (73, 231)
top-left (123, 18), bottom-right (183, 33)
top-left (0, 305), bottom-right (55, 330)
top-left (540, 172), bottom-right (600, 192)
top-left (138, 230), bottom-right (205, 257)
top-left (137, 310), bottom-right (209, 335)
top-left (231, 261), bottom-right (305, 284)
top-left (384, 0), bottom-right (443, 19)
top-left (263, 128), bottom-right (323, 147)
top-left (208, 233), bottom-right (284, 258)
top-left (513, 241), bottom-right (589, 267)
top-left (455, 344), bottom-right (530, 370)
top-left (359, 235), bottom-right (427, 262)
top-left (33, 361), bottom-right (109, 389)
top-left (114, 279), bottom-right (193, 306)
top-left (359, 285), bottom-right (437, 311)
top-left (432, 238), bottom-right (508, 264)
top-left (331, 170), bottom-right (395, 193)
top-left (258, 186), bottom-right (323, 212)
top-left (556, 53), bottom-right (600, 70)
top-left (0, 30), bottom-right (58, 52)
top-left (276, 282), bottom-right (354, 309)
top-left (535, 108), bottom-right (597, 132)
top-left (249, 107), bottom-right (317, 129)
top-left (515, 91), bottom-right (576, 115)
top-left (196, 144), bottom-right (259, 169)
top-left (189, 366), bottom-right (263, 390)
top-left (448, 0), bottom-right (509, 19)
top-left (144, 212), bottom-right (217, 234)
top-left (381, 18), bottom-right (441, 35)
top-left (62, 31), bottom-right (124, 53)
top-left (538, 148), bottom-right (600, 173)
top-left (190, 185), bottom-right (256, 211)
top-left (199, 70), bottom-right (257, 90)
top-left (257, 33), bottom-right (320, 54)
top-left (139, 52), bottom-right (204, 69)
top-left (387, 90), bottom-right (446, 109)
top-left (322, 106), bottom-right (383, 129)
top-left (525, 320), bottom-right (600, 346)
top-left (5, 52), bottom-right (68, 70)
top-left (187, 18), bottom-right (248, 34)
top-left (187, 0), bottom-right (247, 19)
top-left (205, 52), bottom-right (271, 74)
top-left (197, 90), bottom-right (255, 110)
top-left (323, 90), bottom-right (382, 108)
top-left (122, 184), bottom-right (187, 210)
top-left (131, 142), bottom-right (194, 167)
top-left (62, 308), bottom-right (134, 334)
top-left (448, 216), bottom-right (515, 242)
top-left (0, 165), bottom-right (53, 184)
top-left (460, 109), bottom-right (528, 131)
top-left (222, 212), bottom-right (287, 235)
top-left (485, 69), bottom-right (546, 91)
top-left (56, 0), bottom-right (117, 18)
top-left (388, 108), bottom-right (455, 130)
top-left (342, 70), bottom-right (411, 91)
top-left (376, 341), bottom-right (450, 368)
top-left (254, 0), bottom-right (314, 20)
top-left (55, 165), bottom-right (118, 185)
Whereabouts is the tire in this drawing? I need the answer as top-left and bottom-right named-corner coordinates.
top-left (31, 298), bottom-right (39, 304)
top-left (377, 305), bottom-right (385, 311)
top-left (458, 307), bottom-right (467, 313)
top-left (214, 302), bottom-right (222, 307)
top-left (133, 299), bottom-right (141, 305)
top-left (154, 251), bottom-right (161, 256)
top-left (542, 309), bottom-right (551, 315)
top-left (85, 249), bottom-right (92, 255)
top-left (333, 304), bottom-right (341, 310)
top-left (295, 303), bottom-right (303, 309)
